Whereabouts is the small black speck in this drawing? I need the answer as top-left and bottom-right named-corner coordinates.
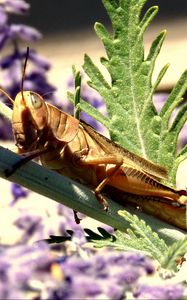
top-left (44, 177), bottom-right (48, 181)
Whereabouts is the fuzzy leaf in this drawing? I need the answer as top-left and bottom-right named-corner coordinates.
top-left (156, 71), bottom-right (187, 184)
top-left (66, 0), bottom-right (187, 236)
top-left (152, 64), bottom-right (170, 93)
top-left (84, 210), bottom-right (169, 263)
top-left (118, 210), bottom-right (168, 262)
top-left (161, 236), bottom-right (187, 271)
top-left (67, 91), bottom-right (110, 128)
top-left (139, 6), bottom-right (158, 34)
top-left (79, 0), bottom-right (187, 189)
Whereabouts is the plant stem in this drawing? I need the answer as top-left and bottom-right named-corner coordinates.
top-left (0, 146), bottom-right (185, 244)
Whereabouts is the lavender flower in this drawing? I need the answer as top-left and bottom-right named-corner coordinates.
top-left (11, 183), bottom-right (29, 205)
top-left (48, 251), bottom-right (151, 299)
top-left (46, 250), bottom-right (184, 300)
top-left (0, 193), bottom-right (185, 300)
top-left (10, 24), bottom-right (42, 41)
top-left (1, 0), bottom-right (30, 14)
top-left (14, 214), bottom-right (43, 243)
top-left (0, 0), bottom-right (57, 139)
top-left (0, 1), bottom-right (31, 51)
top-left (0, 115), bottom-right (12, 138)
top-left (0, 242), bottom-right (52, 299)
top-left (0, 7), bottom-right (7, 25)
top-left (1, 185), bottom-right (85, 246)
top-left (134, 284), bottom-right (184, 300)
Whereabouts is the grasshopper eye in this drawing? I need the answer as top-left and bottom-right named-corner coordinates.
top-left (30, 93), bottom-right (42, 109)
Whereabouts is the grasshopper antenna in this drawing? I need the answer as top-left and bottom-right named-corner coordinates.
top-left (0, 87), bottom-right (14, 104)
top-left (21, 46), bottom-right (29, 102)
top-left (0, 47), bottom-right (30, 105)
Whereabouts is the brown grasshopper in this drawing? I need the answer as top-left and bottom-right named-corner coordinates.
top-left (1, 49), bottom-right (187, 228)
top-left (2, 88), bottom-right (187, 204)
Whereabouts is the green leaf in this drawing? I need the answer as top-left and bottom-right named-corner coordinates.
top-left (152, 64), bottom-right (170, 93)
top-left (83, 54), bottom-right (111, 92)
top-left (67, 91), bottom-right (110, 128)
top-left (155, 71), bottom-right (187, 184)
top-left (84, 210), bottom-right (169, 263)
top-left (79, 0), bottom-right (187, 188)
top-left (118, 210), bottom-right (168, 262)
top-left (146, 31), bottom-right (166, 63)
top-left (72, 68), bottom-right (82, 119)
top-left (139, 6), bottom-right (158, 34)
top-left (82, 1), bottom-right (161, 158)
top-left (161, 235), bottom-right (187, 271)
top-left (66, 0), bottom-right (187, 239)
top-left (84, 227), bottom-right (117, 248)
top-left (95, 22), bottom-right (114, 60)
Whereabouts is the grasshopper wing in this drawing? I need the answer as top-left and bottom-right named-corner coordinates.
top-left (81, 121), bottom-right (167, 181)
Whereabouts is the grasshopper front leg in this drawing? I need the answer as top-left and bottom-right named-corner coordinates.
top-left (4, 148), bottom-right (50, 177)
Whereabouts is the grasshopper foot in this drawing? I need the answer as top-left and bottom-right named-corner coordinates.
top-left (95, 191), bottom-right (109, 211)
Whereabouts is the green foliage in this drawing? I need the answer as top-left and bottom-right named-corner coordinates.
top-left (85, 210), bottom-right (168, 263)
top-left (85, 210), bottom-right (187, 271)
top-left (72, 66), bottom-right (82, 119)
top-left (68, 0), bottom-right (187, 186)
top-left (118, 210), bottom-right (168, 261)
top-left (160, 235), bottom-right (187, 271)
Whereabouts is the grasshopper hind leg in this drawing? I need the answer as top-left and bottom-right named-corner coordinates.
top-left (94, 190), bottom-right (109, 211)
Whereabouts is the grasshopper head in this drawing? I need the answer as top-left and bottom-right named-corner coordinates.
top-left (12, 91), bottom-right (48, 150)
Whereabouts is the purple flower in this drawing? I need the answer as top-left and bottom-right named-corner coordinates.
top-left (0, 116), bottom-right (12, 139)
top-left (0, 25), bottom-right (41, 50)
top-left (0, 0), bottom-right (39, 49)
top-left (10, 24), bottom-right (42, 41)
top-left (0, 0), bottom-right (55, 143)
top-left (1, 0), bottom-right (30, 15)
top-left (0, 237), bottom-right (185, 300)
top-left (0, 48), bottom-right (56, 108)
top-left (14, 214), bottom-right (43, 241)
top-left (0, 25), bottom-right (9, 50)
top-left (49, 250), bottom-right (156, 299)
top-left (4, 191), bottom-right (85, 245)
top-left (11, 183), bottom-right (29, 204)
top-left (0, 242), bottom-right (52, 299)
top-left (0, 0), bottom-right (56, 137)
top-left (134, 284), bottom-right (184, 300)
top-left (0, 7), bottom-right (7, 25)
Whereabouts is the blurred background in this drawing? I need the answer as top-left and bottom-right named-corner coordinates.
top-left (10, 0), bottom-right (187, 94)
top-left (12, 0), bottom-right (187, 34)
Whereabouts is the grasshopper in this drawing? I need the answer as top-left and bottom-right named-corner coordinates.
top-left (1, 49), bottom-right (187, 228)
top-left (2, 89), bottom-right (187, 205)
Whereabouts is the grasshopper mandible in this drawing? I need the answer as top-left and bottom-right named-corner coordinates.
top-left (1, 48), bottom-right (187, 224)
